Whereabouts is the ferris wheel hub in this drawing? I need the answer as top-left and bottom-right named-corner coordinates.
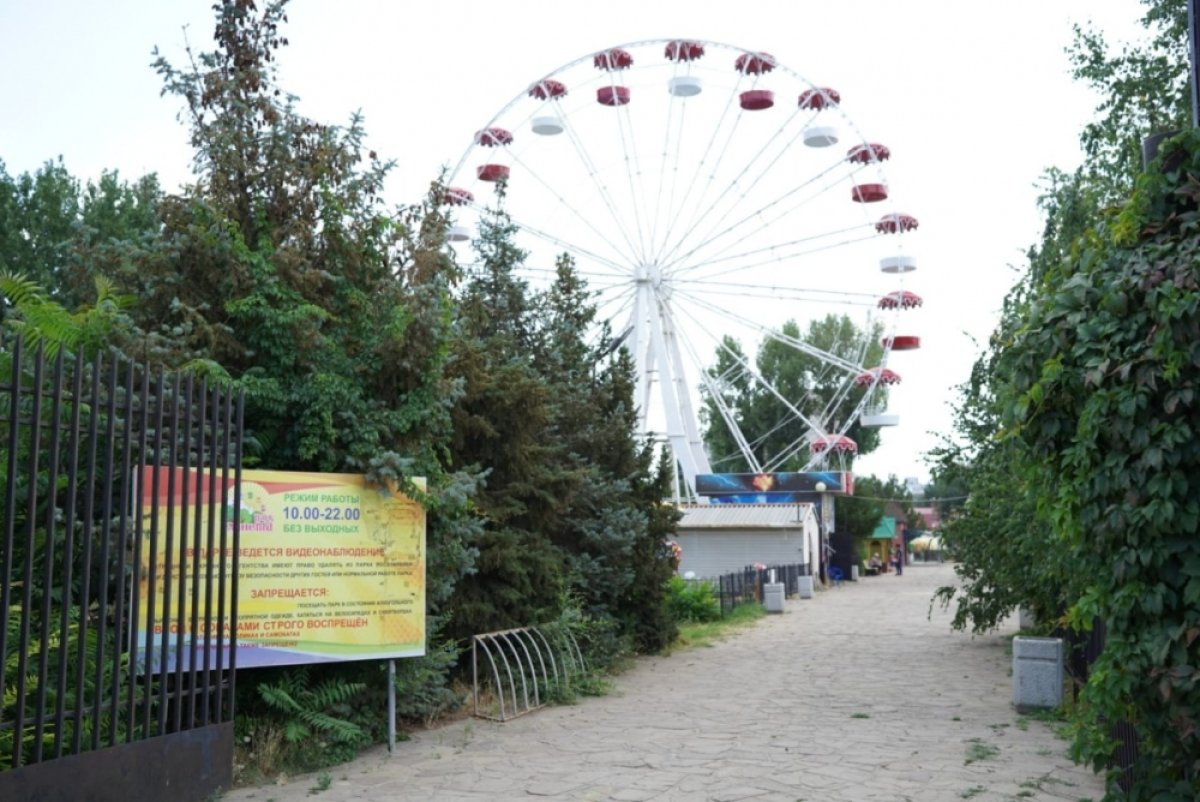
top-left (635, 263), bottom-right (666, 290)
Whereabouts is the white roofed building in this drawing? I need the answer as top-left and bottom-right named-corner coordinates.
top-left (674, 503), bottom-right (820, 580)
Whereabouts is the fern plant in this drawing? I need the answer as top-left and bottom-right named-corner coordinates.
top-left (255, 667), bottom-right (368, 746)
top-left (0, 271), bottom-right (132, 355)
top-left (1, 603), bottom-right (136, 769)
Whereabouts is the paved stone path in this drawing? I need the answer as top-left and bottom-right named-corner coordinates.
top-left (223, 563), bottom-right (1106, 802)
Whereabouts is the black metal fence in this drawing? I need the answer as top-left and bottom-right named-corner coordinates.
top-left (0, 336), bottom-right (243, 794)
top-left (1056, 617), bottom-right (1140, 794)
top-left (715, 563), bottom-right (809, 616)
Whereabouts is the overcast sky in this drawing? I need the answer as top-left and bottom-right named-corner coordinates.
top-left (0, 1), bottom-right (1150, 485)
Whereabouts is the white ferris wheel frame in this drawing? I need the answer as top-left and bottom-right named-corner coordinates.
top-left (445, 38), bottom-right (917, 501)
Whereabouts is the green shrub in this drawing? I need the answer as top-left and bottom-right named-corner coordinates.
top-left (251, 666), bottom-right (371, 770)
top-left (665, 576), bottom-right (720, 623)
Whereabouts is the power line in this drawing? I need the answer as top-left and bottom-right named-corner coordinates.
top-left (847, 494), bottom-right (970, 504)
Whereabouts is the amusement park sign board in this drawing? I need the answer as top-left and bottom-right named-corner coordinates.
top-left (136, 468), bottom-right (426, 670)
top-left (695, 471), bottom-right (853, 504)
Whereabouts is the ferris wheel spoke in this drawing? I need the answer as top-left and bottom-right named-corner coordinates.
top-left (652, 77), bottom-right (747, 265)
top-left (672, 299), bottom-right (829, 434)
top-left (684, 281), bottom-right (876, 307)
top-left (717, 334), bottom-right (826, 435)
top-left (671, 314), bottom-right (765, 473)
top-left (552, 106), bottom-right (648, 263)
top-left (648, 86), bottom-right (688, 264)
top-left (673, 307), bottom-right (783, 471)
top-left (676, 289), bottom-right (867, 374)
top-left (471, 200), bottom-right (634, 276)
top-left (499, 149), bottom-right (642, 268)
top-left (594, 284), bottom-right (637, 328)
top-left (660, 157), bottom-right (845, 275)
top-left (675, 227), bottom-right (878, 285)
top-left (654, 106), bottom-right (816, 269)
top-left (602, 80), bottom-right (655, 263)
top-left (662, 161), bottom-right (865, 279)
top-left (656, 80), bottom-right (779, 264)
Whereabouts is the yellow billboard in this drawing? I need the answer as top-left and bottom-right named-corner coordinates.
top-left (136, 468), bottom-right (425, 669)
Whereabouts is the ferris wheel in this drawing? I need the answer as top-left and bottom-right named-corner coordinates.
top-left (443, 39), bottom-right (922, 501)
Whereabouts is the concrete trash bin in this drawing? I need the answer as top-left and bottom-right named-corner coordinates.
top-left (763, 582), bottom-right (785, 613)
top-left (1012, 636), bottom-right (1064, 712)
top-left (797, 575), bottom-right (814, 599)
top-left (850, 564), bottom-right (859, 581)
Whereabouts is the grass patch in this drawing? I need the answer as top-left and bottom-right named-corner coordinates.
top-left (1022, 706), bottom-right (1067, 725)
top-left (960, 787), bottom-right (986, 799)
top-left (964, 739), bottom-right (1000, 765)
top-left (668, 602), bottom-right (765, 651)
top-left (850, 712), bottom-right (870, 719)
top-left (543, 671), bottom-right (613, 705)
top-left (1019, 707), bottom-right (1073, 741)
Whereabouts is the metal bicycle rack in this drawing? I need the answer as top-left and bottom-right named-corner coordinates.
top-left (471, 624), bottom-right (586, 721)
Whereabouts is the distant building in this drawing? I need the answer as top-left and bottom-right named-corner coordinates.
top-left (867, 514), bottom-right (908, 571)
top-left (904, 476), bottom-right (925, 497)
top-left (912, 505), bottom-right (941, 531)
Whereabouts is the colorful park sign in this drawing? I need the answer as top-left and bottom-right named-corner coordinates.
top-left (137, 468), bottom-right (426, 670)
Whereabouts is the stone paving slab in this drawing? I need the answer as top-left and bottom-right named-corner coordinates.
top-left (222, 564), bottom-right (1107, 802)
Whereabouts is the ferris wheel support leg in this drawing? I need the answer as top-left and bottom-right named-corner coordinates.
top-left (648, 303), bottom-right (704, 500)
top-left (662, 307), bottom-right (712, 477)
top-left (629, 282), bottom-right (654, 432)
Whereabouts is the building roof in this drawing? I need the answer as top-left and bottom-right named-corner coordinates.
top-left (871, 516), bottom-right (897, 539)
top-left (677, 503), bottom-right (815, 529)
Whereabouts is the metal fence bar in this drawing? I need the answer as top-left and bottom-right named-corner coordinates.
top-left (142, 367), bottom-right (166, 738)
top-left (214, 387), bottom-right (231, 723)
top-left (109, 357), bottom-right (135, 745)
top-left (91, 354), bottom-right (119, 750)
top-left (0, 338), bottom-right (22, 756)
top-left (170, 375), bottom-right (191, 734)
top-left (200, 383), bottom-right (219, 726)
top-left (125, 366), bottom-right (149, 743)
top-left (53, 348), bottom-right (85, 758)
top-left (14, 340), bottom-right (47, 767)
top-left (187, 378), bottom-right (206, 730)
top-left (157, 372), bottom-right (180, 736)
top-left (32, 348), bottom-right (66, 762)
top-left (71, 351), bottom-right (103, 755)
top-left (225, 391), bottom-right (242, 715)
